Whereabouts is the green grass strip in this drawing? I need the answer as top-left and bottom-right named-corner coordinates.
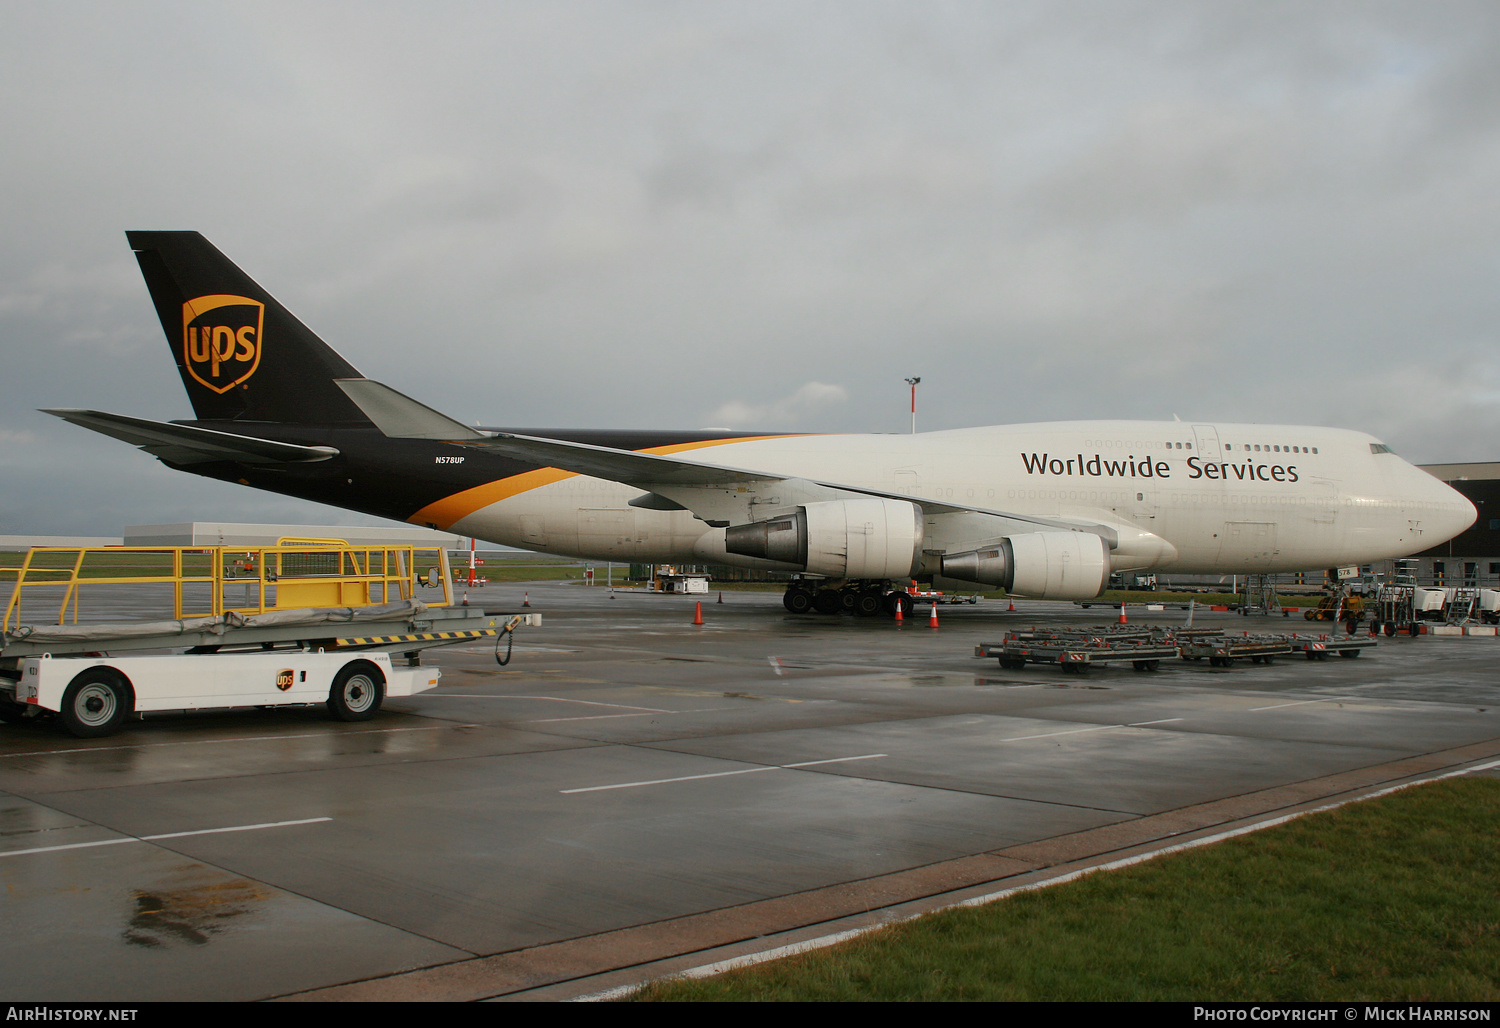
top-left (633, 777), bottom-right (1500, 1002)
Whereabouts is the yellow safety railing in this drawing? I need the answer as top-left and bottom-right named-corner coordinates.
top-left (2, 541), bottom-right (454, 633)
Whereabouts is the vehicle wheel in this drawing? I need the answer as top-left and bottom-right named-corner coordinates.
top-left (1262, 654), bottom-right (1275, 665)
top-left (784, 589), bottom-right (814, 615)
top-left (328, 662), bottom-right (384, 721)
top-left (1345, 619), bottom-right (1358, 635)
top-left (60, 669), bottom-right (130, 738)
top-left (0, 698), bottom-right (30, 725)
top-left (1338, 649), bottom-right (1361, 658)
top-left (1132, 660), bottom-right (1160, 672)
top-left (854, 590), bottom-right (884, 618)
top-left (998, 655), bottom-right (1026, 670)
top-left (1383, 621), bottom-right (1397, 637)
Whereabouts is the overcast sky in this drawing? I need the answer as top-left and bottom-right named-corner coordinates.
top-left (3, 1), bottom-right (1498, 536)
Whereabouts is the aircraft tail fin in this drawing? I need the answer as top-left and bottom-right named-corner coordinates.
top-left (126, 231), bottom-right (371, 425)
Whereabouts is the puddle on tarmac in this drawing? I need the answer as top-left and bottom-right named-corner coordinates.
top-left (121, 874), bottom-right (270, 948)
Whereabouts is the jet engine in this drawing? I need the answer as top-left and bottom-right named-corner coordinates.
top-left (941, 531), bottom-right (1110, 600)
top-left (724, 498), bottom-right (923, 579)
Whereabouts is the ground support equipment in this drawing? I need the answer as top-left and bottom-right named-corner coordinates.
top-left (976, 625), bottom-right (1179, 674)
top-left (1285, 634), bottom-right (1377, 660)
top-left (0, 601), bottom-right (535, 737)
top-left (1177, 633), bottom-right (1294, 667)
top-left (977, 624), bottom-right (1376, 674)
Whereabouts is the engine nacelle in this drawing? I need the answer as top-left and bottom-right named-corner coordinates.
top-left (724, 498), bottom-right (923, 579)
top-left (941, 531), bottom-right (1110, 600)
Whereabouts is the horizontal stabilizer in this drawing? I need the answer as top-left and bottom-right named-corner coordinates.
top-left (42, 409), bottom-right (339, 465)
top-left (333, 379), bottom-right (488, 441)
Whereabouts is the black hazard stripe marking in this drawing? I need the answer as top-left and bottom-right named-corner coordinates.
top-left (336, 629), bottom-right (497, 645)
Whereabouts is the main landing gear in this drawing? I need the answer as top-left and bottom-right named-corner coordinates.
top-left (783, 581), bottom-right (895, 618)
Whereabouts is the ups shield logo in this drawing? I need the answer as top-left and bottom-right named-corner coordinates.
top-left (183, 295), bottom-right (264, 394)
top-left (275, 668), bottom-right (294, 692)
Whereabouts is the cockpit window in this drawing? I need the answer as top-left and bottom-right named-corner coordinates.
top-left (1370, 443), bottom-right (1395, 455)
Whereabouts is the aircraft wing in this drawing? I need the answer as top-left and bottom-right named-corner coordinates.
top-left (42, 409), bottom-right (339, 465)
top-left (458, 432), bottom-right (1118, 544)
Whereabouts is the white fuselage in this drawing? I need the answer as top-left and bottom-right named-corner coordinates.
top-left (446, 421), bottom-right (1475, 577)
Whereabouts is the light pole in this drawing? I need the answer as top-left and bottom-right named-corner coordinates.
top-left (904, 377), bottom-right (920, 434)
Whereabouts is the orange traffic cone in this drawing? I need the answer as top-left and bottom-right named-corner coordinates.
top-left (894, 601), bottom-right (904, 623)
top-left (717, 591), bottom-right (723, 604)
top-left (523, 592), bottom-right (530, 607)
top-left (1008, 597), bottom-right (1015, 612)
top-left (1118, 603), bottom-right (1127, 624)
top-left (462, 591), bottom-right (469, 607)
top-left (929, 604), bottom-right (939, 629)
top-left (693, 601), bottom-right (704, 625)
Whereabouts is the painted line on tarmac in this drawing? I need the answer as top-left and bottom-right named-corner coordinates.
top-left (425, 694), bottom-right (674, 712)
top-left (1001, 718), bottom-right (1181, 742)
top-left (561, 753), bottom-right (888, 794)
top-left (1248, 698), bottom-right (1345, 711)
top-left (573, 756), bottom-right (1500, 1001)
top-left (1, 817), bottom-right (333, 858)
top-left (0, 723), bottom-right (473, 759)
top-left (521, 708), bottom-right (730, 724)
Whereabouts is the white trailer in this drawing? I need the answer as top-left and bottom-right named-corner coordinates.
top-left (12, 650), bottom-right (440, 738)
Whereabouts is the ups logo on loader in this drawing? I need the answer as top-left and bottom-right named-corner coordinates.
top-left (182, 294), bottom-right (264, 394)
top-left (275, 668), bottom-right (294, 692)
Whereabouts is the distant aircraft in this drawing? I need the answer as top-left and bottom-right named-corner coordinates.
top-left (47, 232), bottom-right (1476, 616)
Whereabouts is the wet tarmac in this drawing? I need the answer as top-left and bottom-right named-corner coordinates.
top-left (2, 583), bottom-right (1498, 1001)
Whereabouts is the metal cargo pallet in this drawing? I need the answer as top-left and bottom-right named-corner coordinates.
top-left (976, 629), bottom-right (1179, 674)
top-left (977, 623), bottom-right (1377, 673)
top-left (1286, 634), bottom-right (1377, 660)
top-left (1177, 633), bottom-right (1294, 667)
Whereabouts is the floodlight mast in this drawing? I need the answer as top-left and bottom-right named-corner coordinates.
top-left (904, 377), bottom-right (920, 434)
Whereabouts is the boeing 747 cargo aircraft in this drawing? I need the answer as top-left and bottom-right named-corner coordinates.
top-left (47, 232), bottom-right (1476, 616)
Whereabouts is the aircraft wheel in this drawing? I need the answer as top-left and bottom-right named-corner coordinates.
top-left (885, 592), bottom-right (914, 618)
top-left (854, 590), bottom-right (884, 618)
top-left (784, 590), bottom-right (813, 615)
top-left (812, 591), bottom-right (842, 616)
top-left (328, 662), bottom-right (384, 721)
top-left (60, 669), bottom-right (130, 738)
top-left (839, 590), bottom-right (859, 612)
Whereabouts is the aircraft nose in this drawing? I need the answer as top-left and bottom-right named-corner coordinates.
top-left (1431, 478), bottom-right (1477, 542)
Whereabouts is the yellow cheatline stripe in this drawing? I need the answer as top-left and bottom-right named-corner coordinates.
top-left (407, 434), bottom-right (808, 530)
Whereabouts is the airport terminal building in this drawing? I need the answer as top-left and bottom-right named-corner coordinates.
top-left (1407, 463), bottom-right (1500, 586)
